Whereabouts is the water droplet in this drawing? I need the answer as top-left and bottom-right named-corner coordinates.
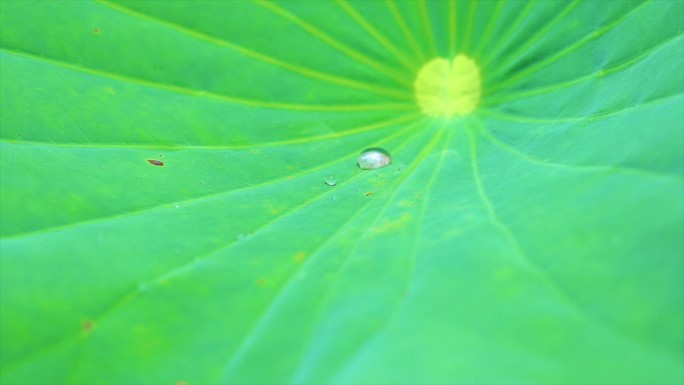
top-left (358, 148), bottom-right (392, 170)
top-left (324, 176), bottom-right (337, 186)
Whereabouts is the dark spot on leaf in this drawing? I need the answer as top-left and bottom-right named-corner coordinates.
top-left (365, 192), bottom-right (374, 197)
top-left (147, 159), bottom-right (164, 166)
top-left (93, 28), bottom-right (100, 34)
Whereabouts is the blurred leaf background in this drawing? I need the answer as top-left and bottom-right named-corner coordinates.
top-left (1, 0), bottom-right (683, 384)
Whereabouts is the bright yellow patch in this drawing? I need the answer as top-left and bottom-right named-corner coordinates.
top-left (414, 55), bottom-right (482, 117)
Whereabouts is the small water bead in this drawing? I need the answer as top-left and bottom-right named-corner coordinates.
top-left (357, 148), bottom-right (392, 170)
top-left (324, 176), bottom-right (337, 186)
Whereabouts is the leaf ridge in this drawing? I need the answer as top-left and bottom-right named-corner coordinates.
top-left (482, 0), bottom-right (579, 76)
top-left (386, 0), bottom-right (426, 63)
top-left (0, 119), bottom-right (424, 241)
top-left (218, 126), bottom-right (440, 382)
top-left (478, 119), bottom-right (684, 181)
top-left (485, 32), bottom-right (684, 104)
top-left (466, 123), bottom-right (590, 323)
top-left (94, 0), bottom-right (412, 101)
top-left (289, 125), bottom-right (446, 384)
top-left (337, 0), bottom-right (420, 72)
top-left (2, 49), bottom-right (409, 113)
top-left (479, 92), bottom-right (684, 123)
top-left (254, 0), bottom-right (413, 87)
top-left (0, 114), bottom-right (421, 151)
top-left (489, 0), bottom-right (654, 92)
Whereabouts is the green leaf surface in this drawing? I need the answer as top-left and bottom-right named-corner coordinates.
top-left (1, 0), bottom-right (683, 384)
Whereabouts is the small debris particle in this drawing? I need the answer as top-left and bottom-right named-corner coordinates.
top-left (147, 159), bottom-right (164, 166)
top-left (365, 192), bottom-right (374, 197)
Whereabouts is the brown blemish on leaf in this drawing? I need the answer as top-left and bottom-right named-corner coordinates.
top-left (256, 278), bottom-right (267, 287)
top-left (93, 28), bottom-right (101, 34)
top-left (147, 159), bottom-right (164, 166)
top-left (365, 192), bottom-right (374, 197)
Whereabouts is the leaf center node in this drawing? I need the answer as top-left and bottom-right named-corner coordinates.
top-left (414, 55), bottom-right (482, 118)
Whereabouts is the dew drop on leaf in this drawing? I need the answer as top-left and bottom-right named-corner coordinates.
top-left (357, 148), bottom-right (392, 170)
top-left (324, 176), bottom-right (337, 186)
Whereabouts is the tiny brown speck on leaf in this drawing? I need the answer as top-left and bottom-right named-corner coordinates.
top-left (365, 192), bottom-right (374, 197)
top-left (256, 278), bottom-right (267, 287)
top-left (93, 28), bottom-right (101, 34)
top-left (147, 159), bottom-right (164, 166)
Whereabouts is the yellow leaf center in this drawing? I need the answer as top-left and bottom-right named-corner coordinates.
top-left (414, 55), bottom-right (482, 118)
